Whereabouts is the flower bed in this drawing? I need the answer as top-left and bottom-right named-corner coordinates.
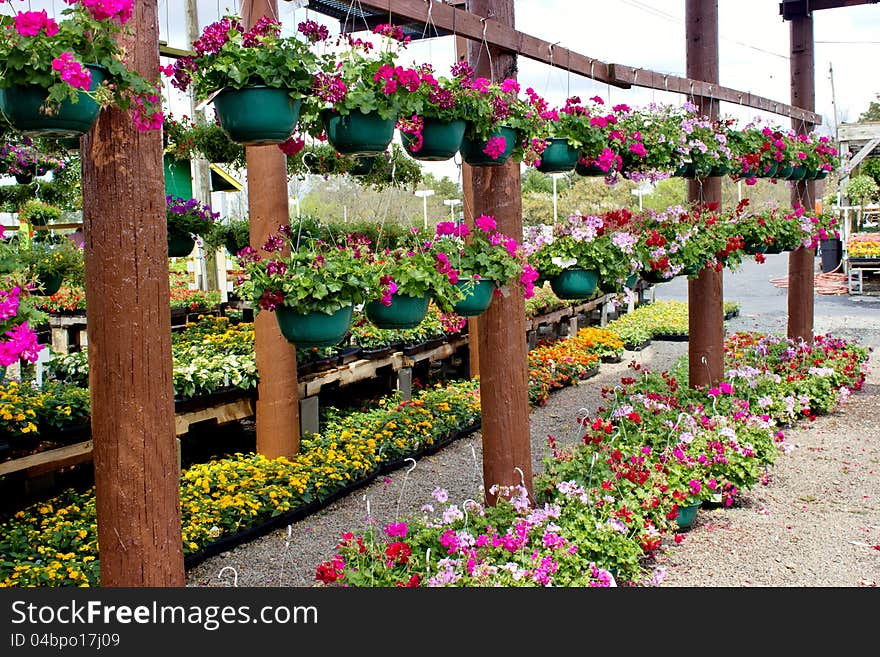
top-left (313, 332), bottom-right (868, 587)
top-left (606, 300), bottom-right (740, 346)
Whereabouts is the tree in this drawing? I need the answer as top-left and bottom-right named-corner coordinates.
top-left (858, 95), bottom-right (880, 123)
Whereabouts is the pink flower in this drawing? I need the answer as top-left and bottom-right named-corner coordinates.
top-left (688, 479), bottom-right (702, 496)
top-left (14, 10), bottom-right (59, 37)
top-left (500, 79), bottom-right (520, 94)
top-left (0, 322), bottom-right (44, 366)
top-left (719, 381), bottom-right (734, 394)
top-left (131, 94), bottom-right (163, 132)
top-left (52, 53), bottom-right (92, 91)
top-left (384, 521), bottom-right (408, 538)
top-left (482, 136), bottom-right (507, 160)
top-left (278, 137), bottom-right (305, 156)
top-left (66, 0), bottom-right (133, 25)
top-left (474, 215), bottom-right (497, 233)
top-left (629, 141), bottom-right (647, 158)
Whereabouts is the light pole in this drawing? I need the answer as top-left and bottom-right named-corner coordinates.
top-left (415, 189), bottom-right (435, 230)
top-left (443, 198), bottom-right (461, 223)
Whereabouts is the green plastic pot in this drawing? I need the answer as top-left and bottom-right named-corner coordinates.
top-left (625, 273), bottom-right (638, 288)
top-left (453, 278), bottom-right (495, 317)
top-left (675, 502), bottom-right (700, 531)
top-left (640, 269), bottom-right (668, 285)
top-left (365, 293), bottom-right (430, 329)
top-left (764, 244), bottom-right (784, 255)
top-left (276, 304), bottom-right (353, 349)
top-left (37, 272), bottom-right (63, 296)
top-left (536, 138), bottom-right (579, 173)
top-left (776, 165), bottom-right (794, 179)
top-left (0, 65), bottom-right (106, 137)
top-left (744, 242), bottom-right (769, 255)
top-left (814, 169), bottom-right (829, 179)
top-left (759, 162), bottom-right (779, 178)
top-left (682, 264), bottom-right (701, 276)
top-left (13, 173), bottom-right (34, 186)
top-left (168, 232), bottom-right (195, 258)
top-left (213, 86), bottom-right (301, 145)
top-left (549, 267), bottom-right (599, 300)
top-left (788, 166), bottom-right (807, 180)
top-left (673, 163), bottom-right (694, 177)
top-left (323, 109), bottom-right (396, 155)
top-left (710, 164), bottom-right (729, 177)
top-left (225, 236), bottom-right (246, 257)
top-left (575, 160), bottom-right (606, 176)
top-left (402, 118), bottom-right (466, 161)
top-left (460, 126), bottom-right (517, 166)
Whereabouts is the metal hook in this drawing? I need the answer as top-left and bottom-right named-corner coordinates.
top-left (480, 16), bottom-right (488, 39)
top-left (395, 457), bottom-right (417, 520)
top-left (664, 75), bottom-right (669, 92)
top-left (217, 566), bottom-right (239, 587)
top-left (514, 466), bottom-right (525, 488)
top-left (590, 59), bottom-right (595, 80)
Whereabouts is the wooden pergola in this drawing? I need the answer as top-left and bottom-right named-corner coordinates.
top-left (82, 0), bottom-right (874, 585)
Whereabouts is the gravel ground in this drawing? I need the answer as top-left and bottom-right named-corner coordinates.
top-left (187, 259), bottom-right (880, 588)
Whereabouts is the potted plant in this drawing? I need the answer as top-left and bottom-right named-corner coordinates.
top-left (17, 199), bottom-right (63, 228)
top-left (612, 103), bottom-right (682, 182)
top-left (0, 226), bottom-right (46, 368)
top-left (166, 196), bottom-right (218, 258)
top-left (397, 67), bottom-right (468, 162)
top-left (525, 212), bottom-right (632, 299)
top-left (21, 236), bottom-right (83, 296)
top-left (0, 3), bottom-right (163, 136)
top-left (170, 16), bottom-right (317, 144)
top-left (532, 96), bottom-right (602, 174)
top-left (453, 66), bottom-right (544, 167)
top-left (0, 141), bottom-right (66, 185)
top-left (237, 230), bottom-right (375, 348)
top-left (672, 104), bottom-right (730, 179)
top-left (207, 217), bottom-right (250, 257)
top-left (432, 214), bottom-right (534, 317)
top-left (302, 25), bottom-right (420, 156)
top-left (363, 239), bottom-right (463, 329)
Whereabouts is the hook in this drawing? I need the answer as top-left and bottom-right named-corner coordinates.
top-left (590, 58), bottom-right (595, 80)
top-left (664, 75), bottom-right (669, 92)
top-left (480, 16), bottom-right (487, 40)
top-left (217, 566), bottom-right (239, 587)
top-left (395, 457), bottom-right (417, 520)
top-left (425, 548), bottom-right (431, 574)
top-left (633, 68), bottom-right (639, 84)
top-left (514, 466), bottom-right (525, 488)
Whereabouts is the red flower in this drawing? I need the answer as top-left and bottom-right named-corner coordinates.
top-left (385, 541), bottom-right (412, 565)
top-left (396, 574), bottom-right (421, 587)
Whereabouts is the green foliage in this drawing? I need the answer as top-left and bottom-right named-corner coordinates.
top-left (858, 95), bottom-right (880, 123)
top-left (848, 174), bottom-right (879, 205)
top-left (20, 237), bottom-right (84, 283)
top-left (18, 200), bottom-right (62, 226)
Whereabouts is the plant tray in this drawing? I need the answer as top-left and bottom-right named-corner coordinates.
top-left (601, 354), bottom-right (623, 364)
top-left (581, 365), bottom-right (600, 380)
top-left (402, 341), bottom-right (428, 356)
top-left (336, 346), bottom-right (362, 366)
top-left (624, 339), bottom-right (652, 351)
top-left (654, 333), bottom-right (689, 342)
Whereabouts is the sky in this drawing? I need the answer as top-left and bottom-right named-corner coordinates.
top-left (4, 0), bottom-right (879, 184)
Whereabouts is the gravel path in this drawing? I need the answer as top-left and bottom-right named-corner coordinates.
top-left (187, 258), bottom-right (880, 588)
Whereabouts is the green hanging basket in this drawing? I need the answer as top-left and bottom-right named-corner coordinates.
top-left (453, 278), bottom-right (496, 317)
top-left (788, 166), bottom-right (807, 180)
top-left (0, 65), bottom-right (106, 137)
top-left (674, 163), bottom-right (696, 178)
top-left (213, 86), bottom-right (301, 145)
top-left (168, 232), bottom-right (195, 258)
top-left (536, 138), bottom-right (579, 173)
top-left (323, 109), bottom-right (396, 155)
top-left (640, 269), bottom-right (668, 285)
top-left (402, 118), bottom-right (466, 161)
top-left (36, 272), bottom-right (63, 296)
top-left (549, 267), bottom-right (599, 300)
top-left (814, 169), bottom-right (829, 179)
top-left (775, 165), bottom-right (794, 179)
top-left (758, 162), bottom-right (779, 178)
top-left (709, 164), bottom-right (729, 177)
top-left (13, 173), bottom-right (34, 186)
top-left (675, 502), bottom-right (700, 531)
top-left (625, 273), bottom-right (638, 288)
top-left (460, 126), bottom-right (517, 166)
top-left (744, 242), bottom-right (769, 255)
top-left (365, 293), bottom-right (430, 329)
top-left (276, 304), bottom-right (353, 349)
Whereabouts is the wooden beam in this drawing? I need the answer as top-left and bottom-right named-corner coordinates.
top-left (305, 0), bottom-right (819, 122)
top-left (838, 121), bottom-right (880, 142)
top-left (781, 0), bottom-right (878, 19)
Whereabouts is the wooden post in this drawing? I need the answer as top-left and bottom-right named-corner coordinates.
top-left (467, 0), bottom-right (532, 504)
top-left (81, 0), bottom-right (184, 586)
top-left (685, 0), bottom-right (725, 388)
top-left (243, 0), bottom-right (300, 458)
top-left (788, 10), bottom-right (816, 343)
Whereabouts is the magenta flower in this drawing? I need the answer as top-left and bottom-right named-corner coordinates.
top-left (482, 136), bottom-right (507, 160)
top-left (52, 53), bottom-right (92, 91)
top-left (474, 215), bottom-right (497, 233)
top-left (719, 381), bottom-right (734, 394)
top-left (14, 10), bottom-right (59, 37)
top-left (500, 78), bottom-right (520, 94)
top-left (298, 19), bottom-right (329, 42)
top-left (66, 0), bottom-right (134, 24)
top-left (688, 479), bottom-right (702, 496)
top-left (384, 521), bottom-right (408, 538)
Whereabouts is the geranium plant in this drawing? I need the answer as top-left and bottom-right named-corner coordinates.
top-left (432, 214), bottom-right (536, 298)
top-left (0, 1), bottom-right (163, 131)
top-left (0, 226), bottom-right (46, 367)
top-left (238, 229), bottom-right (374, 316)
top-left (169, 16), bottom-right (317, 104)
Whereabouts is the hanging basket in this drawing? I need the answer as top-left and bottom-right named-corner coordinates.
top-left (453, 278), bottom-right (496, 317)
top-left (575, 160), bottom-right (606, 176)
top-left (775, 165), bottom-right (794, 179)
top-left (758, 162), bottom-right (779, 178)
top-left (640, 269), bottom-right (668, 285)
top-left (549, 267), bottom-right (599, 300)
top-left (744, 242), bottom-right (769, 255)
top-left (709, 164), bottom-right (729, 177)
top-left (460, 126), bottom-right (517, 166)
top-left (168, 232), bottom-right (195, 258)
top-left (276, 304), bottom-right (353, 349)
top-left (0, 65), bottom-right (106, 137)
top-left (402, 118), bottom-right (466, 161)
top-left (365, 293), bottom-right (430, 329)
top-left (36, 272), bottom-right (63, 296)
top-left (213, 86), bottom-right (301, 145)
top-left (788, 166), bottom-right (807, 180)
top-left (13, 173), bottom-right (34, 186)
top-left (536, 138), bottom-right (579, 173)
top-left (322, 109), bottom-right (396, 156)
top-left (814, 169), bottom-right (829, 179)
